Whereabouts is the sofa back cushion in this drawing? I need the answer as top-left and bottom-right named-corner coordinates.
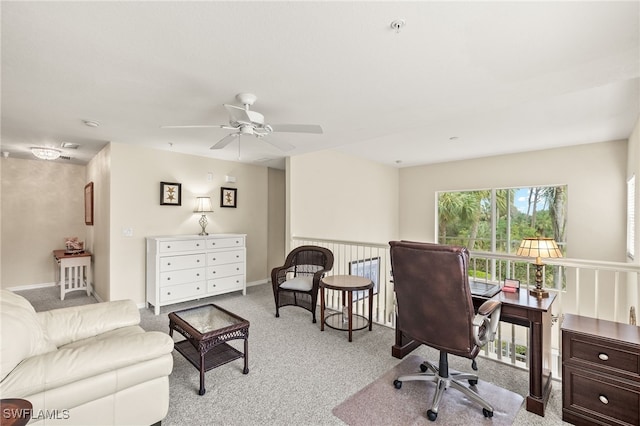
top-left (0, 290), bottom-right (56, 381)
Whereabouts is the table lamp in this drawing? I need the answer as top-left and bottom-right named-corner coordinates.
top-left (194, 197), bottom-right (213, 235)
top-left (516, 237), bottom-right (562, 299)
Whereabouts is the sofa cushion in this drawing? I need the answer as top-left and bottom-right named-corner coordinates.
top-left (0, 290), bottom-right (56, 382)
top-left (38, 299), bottom-right (140, 347)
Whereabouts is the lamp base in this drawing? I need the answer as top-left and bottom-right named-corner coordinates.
top-left (198, 214), bottom-right (209, 236)
top-left (529, 287), bottom-right (549, 299)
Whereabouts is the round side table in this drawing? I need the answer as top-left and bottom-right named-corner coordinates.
top-left (320, 275), bottom-right (373, 342)
top-left (1, 399), bottom-right (32, 426)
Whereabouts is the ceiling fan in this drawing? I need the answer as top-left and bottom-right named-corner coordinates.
top-left (162, 93), bottom-right (323, 151)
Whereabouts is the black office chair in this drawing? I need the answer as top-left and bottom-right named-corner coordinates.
top-left (389, 240), bottom-right (502, 421)
top-left (271, 245), bottom-right (334, 323)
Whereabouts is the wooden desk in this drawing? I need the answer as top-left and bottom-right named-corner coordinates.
top-left (392, 290), bottom-right (556, 417)
top-left (53, 250), bottom-right (92, 300)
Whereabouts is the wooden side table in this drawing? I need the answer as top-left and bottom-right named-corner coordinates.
top-left (53, 250), bottom-right (92, 300)
top-left (320, 275), bottom-right (373, 342)
top-left (1, 399), bottom-right (32, 426)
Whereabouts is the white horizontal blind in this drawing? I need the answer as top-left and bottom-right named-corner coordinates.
top-left (628, 175), bottom-right (636, 260)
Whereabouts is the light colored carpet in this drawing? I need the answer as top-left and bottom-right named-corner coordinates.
top-left (332, 354), bottom-right (523, 425)
top-left (16, 284), bottom-right (567, 425)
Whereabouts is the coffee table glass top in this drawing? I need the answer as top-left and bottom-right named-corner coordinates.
top-left (172, 304), bottom-right (243, 335)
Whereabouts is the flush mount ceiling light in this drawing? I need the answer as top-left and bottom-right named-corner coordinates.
top-left (31, 147), bottom-right (62, 160)
top-left (83, 120), bottom-right (100, 128)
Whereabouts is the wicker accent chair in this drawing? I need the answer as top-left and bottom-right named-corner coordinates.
top-left (389, 240), bottom-right (502, 422)
top-left (271, 245), bottom-right (334, 323)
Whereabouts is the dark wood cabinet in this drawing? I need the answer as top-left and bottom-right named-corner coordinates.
top-left (561, 314), bottom-right (640, 425)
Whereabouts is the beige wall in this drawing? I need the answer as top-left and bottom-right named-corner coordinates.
top-left (288, 150), bottom-right (399, 246)
top-left (398, 140), bottom-right (628, 262)
top-left (1, 158), bottom-right (86, 289)
top-left (267, 168), bottom-right (285, 273)
top-left (85, 142), bottom-right (272, 303)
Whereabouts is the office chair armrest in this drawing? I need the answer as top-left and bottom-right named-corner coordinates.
top-left (472, 299), bottom-right (502, 346)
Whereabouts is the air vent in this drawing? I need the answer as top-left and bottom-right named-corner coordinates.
top-left (61, 142), bottom-right (80, 149)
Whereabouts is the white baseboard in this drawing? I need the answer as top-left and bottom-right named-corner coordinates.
top-left (247, 279), bottom-right (269, 287)
top-left (6, 282), bottom-right (56, 291)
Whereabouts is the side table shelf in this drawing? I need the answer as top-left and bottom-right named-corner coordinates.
top-left (561, 314), bottom-right (640, 426)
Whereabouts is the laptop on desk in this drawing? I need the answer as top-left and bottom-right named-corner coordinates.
top-left (469, 280), bottom-right (501, 298)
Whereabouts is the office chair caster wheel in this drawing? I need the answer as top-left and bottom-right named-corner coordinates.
top-left (468, 379), bottom-right (478, 386)
top-left (393, 380), bottom-right (402, 389)
top-left (483, 408), bottom-right (493, 418)
top-left (427, 410), bottom-right (437, 421)
top-left (419, 363), bottom-right (428, 372)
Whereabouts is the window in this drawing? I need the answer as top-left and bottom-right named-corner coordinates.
top-left (437, 185), bottom-right (567, 287)
top-left (628, 175), bottom-right (636, 260)
top-left (437, 185), bottom-right (567, 253)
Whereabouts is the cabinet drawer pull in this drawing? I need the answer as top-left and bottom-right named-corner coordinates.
top-left (598, 353), bottom-right (609, 361)
top-left (196, 273), bottom-right (200, 277)
top-left (196, 287), bottom-right (200, 290)
top-left (167, 245), bottom-right (171, 249)
top-left (196, 243), bottom-right (200, 247)
top-left (167, 262), bottom-right (171, 266)
top-left (197, 259), bottom-right (200, 263)
top-left (167, 277), bottom-right (171, 281)
top-left (167, 292), bottom-right (171, 295)
top-left (599, 395), bottom-right (609, 404)
top-left (213, 258), bottom-right (216, 261)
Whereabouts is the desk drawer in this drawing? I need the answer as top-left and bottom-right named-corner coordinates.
top-left (207, 249), bottom-right (243, 266)
top-left (563, 365), bottom-right (640, 426)
top-left (160, 254), bottom-right (205, 272)
top-left (566, 334), bottom-right (640, 377)
top-left (207, 263), bottom-right (243, 279)
top-left (160, 268), bottom-right (206, 286)
top-left (159, 239), bottom-right (206, 253)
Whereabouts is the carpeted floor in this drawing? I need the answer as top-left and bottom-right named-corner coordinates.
top-left (17, 284), bottom-right (568, 425)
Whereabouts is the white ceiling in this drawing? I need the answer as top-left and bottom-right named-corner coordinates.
top-left (2, 1), bottom-right (639, 169)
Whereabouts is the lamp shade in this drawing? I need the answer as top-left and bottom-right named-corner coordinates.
top-left (194, 197), bottom-right (213, 213)
top-left (31, 147), bottom-right (61, 160)
top-left (516, 237), bottom-right (563, 259)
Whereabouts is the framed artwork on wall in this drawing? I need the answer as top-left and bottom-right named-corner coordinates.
top-left (220, 187), bottom-right (237, 208)
top-left (160, 182), bottom-right (181, 206)
top-left (84, 182), bottom-right (94, 225)
top-left (348, 257), bottom-right (380, 301)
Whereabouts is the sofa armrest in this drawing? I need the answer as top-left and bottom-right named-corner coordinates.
top-left (0, 330), bottom-right (174, 398)
top-left (38, 300), bottom-right (140, 347)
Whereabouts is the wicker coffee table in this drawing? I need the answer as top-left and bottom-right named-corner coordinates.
top-left (169, 304), bottom-right (249, 395)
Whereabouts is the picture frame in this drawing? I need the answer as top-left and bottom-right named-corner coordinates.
top-left (348, 257), bottom-right (380, 301)
top-left (220, 187), bottom-right (237, 208)
top-left (84, 182), bottom-right (94, 226)
top-left (160, 182), bottom-right (181, 206)
top-left (503, 278), bottom-right (520, 293)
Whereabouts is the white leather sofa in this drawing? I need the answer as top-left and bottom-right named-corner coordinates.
top-left (0, 289), bottom-right (174, 425)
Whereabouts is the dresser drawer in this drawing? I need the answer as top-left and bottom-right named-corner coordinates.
top-left (566, 333), bottom-right (640, 377)
top-left (160, 254), bottom-right (205, 272)
top-left (159, 239), bottom-right (206, 253)
top-left (160, 268), bottom-right (206, 286)
top-left (208, 276), bottom-right (244, 294)
top-left (563, 365), bottom-right (640, 426)
top-left (206, 237), bottom-right (244, 249)
top-left (207, 263), bottom-right (243, 279)
top-left (207, 249), bottom-right (243, 266)
top-left (160, 282), bottom-right (206, 303)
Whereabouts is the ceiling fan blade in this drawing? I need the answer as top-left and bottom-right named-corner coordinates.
top-left (161, 124), bottom-right (235, 129)
top-left (224, 104), bottom-right (252, 124)
top-left (262, 136), bottom-right (295, 152)
top-left (269, 124), bottom-right (323, 134)
top-left (210, 133), bottom-right (239, 150)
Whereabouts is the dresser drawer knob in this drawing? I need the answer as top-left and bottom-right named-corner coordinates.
top-left (599, 395), bottom-right (609, 404)
top-left (167, 277), bottom-right (171, 281)
top-left (598, 353), bottom-right (609, 361)
top-left (213, 258), bottom-right (216, 261)
top-left (196, 273), bottom-right (200, 277)
top-left (167, 262), bottom-right (171, 266)
top-left (197, 259), bottom-right (200, 263)
top-left (167, 292), bottom-right (171, 295)
top-left (196, 287), bottom-right (200, 290)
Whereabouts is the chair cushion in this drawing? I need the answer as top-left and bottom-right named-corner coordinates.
top-left (279, 276), bottom-right (313, 292)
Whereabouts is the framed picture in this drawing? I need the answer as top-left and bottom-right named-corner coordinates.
top-left (160, 182), bottom-right (181, 206)
top-left (348, 257), bottom-right (380, 301)
top-left (220, 187), bottom-right (237, 208)
top-left (84, 182), bottom-right (94, 226)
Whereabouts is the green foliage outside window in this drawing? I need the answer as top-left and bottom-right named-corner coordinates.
top-left (437, 186), bottom-right (567, 289)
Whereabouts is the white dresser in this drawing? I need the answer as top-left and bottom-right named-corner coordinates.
top-left (146, 234), bottom-right (246, 315)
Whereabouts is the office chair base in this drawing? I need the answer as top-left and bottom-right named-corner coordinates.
top-left (393, 370), bottom-right (494, 421)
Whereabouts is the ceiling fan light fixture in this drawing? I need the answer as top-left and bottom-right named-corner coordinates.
top-left (31, 147), bottom-right (62, 160)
